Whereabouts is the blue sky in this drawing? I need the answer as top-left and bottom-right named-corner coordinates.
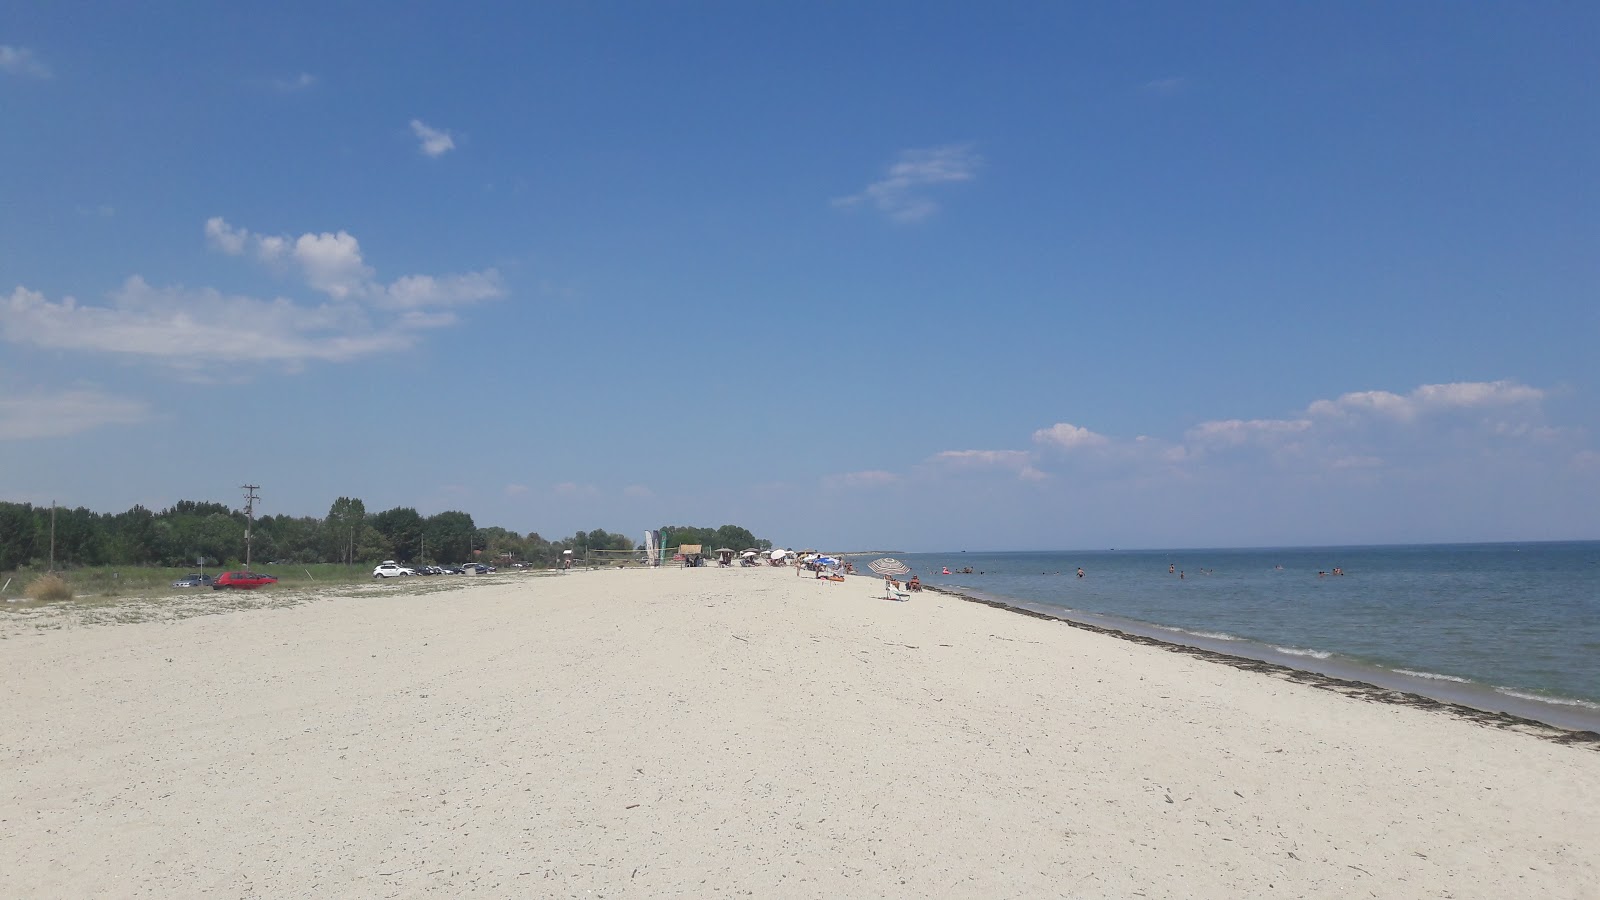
top-left (2, 3), bottom-right (1596, 550)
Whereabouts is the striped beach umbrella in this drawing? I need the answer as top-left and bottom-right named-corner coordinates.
top-left (867, 557), bottom-right (911, 577)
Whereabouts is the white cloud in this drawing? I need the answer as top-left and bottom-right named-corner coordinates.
top-left (1307, 380), bottom-right (1543, 423)
top-left (292, 230), bottom-right (374, 299)
top-left (208, 217), bottom-right (373, 294)
top-left (504, 483), bottom-right (529, 496)
top-left (0, 45), bottom-right (51, 79)
top-left (553, 482), bottom-right (599, 497)
top-left (205, 217), bottom-right (502, 310)
top-left (410, 119), bottom-right (456, 158)
top-left (0, 385), bottom-right (151, 440)
top-left (833, 144), bottom-right (981, 223)
top-left (1033, 422), bottom-right (1110, 451)
top-left (622, 485), bottom-right (655, 498)
top-left (1, 279), bottom-right (414, 367)
top-left (204, 216), bottom-right (249, 255)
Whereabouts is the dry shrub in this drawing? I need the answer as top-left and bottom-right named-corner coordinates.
top-left (25, 573), bottom-right (73, 602)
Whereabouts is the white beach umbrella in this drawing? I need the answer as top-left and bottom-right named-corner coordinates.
top-left (867, 557), bottom-right (911, 577)
top-left (769, 549), bottom-right (789, 561)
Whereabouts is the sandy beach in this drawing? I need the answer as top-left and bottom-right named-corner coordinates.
top-left (3, 566), bottom-right (1596, 898)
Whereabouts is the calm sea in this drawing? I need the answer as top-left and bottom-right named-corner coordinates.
top-left (896, 542), bottom-right (1600, 731)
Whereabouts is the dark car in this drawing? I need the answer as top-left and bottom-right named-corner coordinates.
top-left (212, 571), bottom-right (279, 590)
top-left (172, 573), bottom-right (214, 588)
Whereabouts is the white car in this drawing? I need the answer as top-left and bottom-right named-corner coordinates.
top-left (373, 561), bottom-right (415, 578)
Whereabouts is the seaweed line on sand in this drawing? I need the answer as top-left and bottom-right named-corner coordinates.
top-left (924, 586), bottom-right (1600, 751)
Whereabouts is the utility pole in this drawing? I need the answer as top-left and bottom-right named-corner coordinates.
top-left (49, 500), bottom-right (56, 572)
top-left (241, 484), bottom-right (260, 568)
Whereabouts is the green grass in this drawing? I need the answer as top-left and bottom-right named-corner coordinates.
top-left (0, 563), bottom-right (385, 602)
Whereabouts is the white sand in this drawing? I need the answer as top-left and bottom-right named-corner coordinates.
top-left (2, 567), bottom-right (1596, 898)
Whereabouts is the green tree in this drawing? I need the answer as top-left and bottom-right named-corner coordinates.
top-left (105, 504), bottom-right (159, 565)
top-left (425, 510), bottom-right (477, 563)
top-left (323, 497), bottom-right (368, 564)
top-left (371, 507), bottom-right (425, 562)
top-left (0, 502), bottom-right (39, 570)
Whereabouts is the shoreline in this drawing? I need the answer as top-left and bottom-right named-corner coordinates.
top-left (916, 581), bottom-right (1600, 745)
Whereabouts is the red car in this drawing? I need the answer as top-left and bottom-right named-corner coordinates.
top-left (212, 571), bottom-right (279, 590)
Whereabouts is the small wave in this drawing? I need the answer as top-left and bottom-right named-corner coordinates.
top-left (1274, 646), bottom-right (1333, 660)
top-left (1493, 687), bottom-right (1600, 710)
top-left (1176, 629), bottom-right (1241, 641)
top-left (1393, 669), bottom-right (1471, 684)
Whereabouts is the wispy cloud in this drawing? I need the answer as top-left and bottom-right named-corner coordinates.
top-left (410, 119), bottom-right (456, 158)
top-left (929, 449), bottom-right (1046, 481)
top-left (0, 384), bottom-right (151, 440)
top-left (838, 379), bottom-right (1581, 491)
top-left (2, 279), bottom-right (413, 368)
top-left (833, 144), bottom-right (981, 223)
top-left (504, 483), bottom-right (530, 496)
top-left (271, 72), bottom-right (317, 92)
top-left (1184, 417), bottom-right (1314, 449)
top-left (0, 218), bottom-right (504, 371)
top-left (824, 470), bottom-right (901, 489)
top-left (622, 485), bottom-right (655, 498)
top-left (0, 45), bottom-right (51, 79)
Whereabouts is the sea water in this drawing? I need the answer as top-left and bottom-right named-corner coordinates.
top-left (899, 542), bottom-right (1600, 731)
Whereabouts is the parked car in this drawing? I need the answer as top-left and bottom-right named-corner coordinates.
top-left (373, 561), bottom-right (415, 578)
top-left (461, 563), bottom-right (498, 574)
top-left (441, 566), bottom-right (464, 575)
top-left (212, 571), bottom-right (278, 590)
top-left (172, 573), bottom-right (213, 588)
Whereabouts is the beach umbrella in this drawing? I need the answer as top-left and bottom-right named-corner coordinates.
top-left (868, 557), bottom-right (911, 577)
top-left (769, 549), bottom-right (789, 561)
top-left (715, 548), bottom-right (733, 553)
top-left (741, 550), bottom-right (759, 557)
top-left (815, 556), bottom-right (840, 567)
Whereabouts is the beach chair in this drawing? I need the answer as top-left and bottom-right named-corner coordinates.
top-left (884, 579), bottom-right (911, 601)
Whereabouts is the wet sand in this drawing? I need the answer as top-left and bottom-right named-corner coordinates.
top-left (3, 567), bottom-right (1596, 897)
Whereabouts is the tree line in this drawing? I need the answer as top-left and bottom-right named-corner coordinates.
top-left (0, 497), bottom-right (772, 571)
